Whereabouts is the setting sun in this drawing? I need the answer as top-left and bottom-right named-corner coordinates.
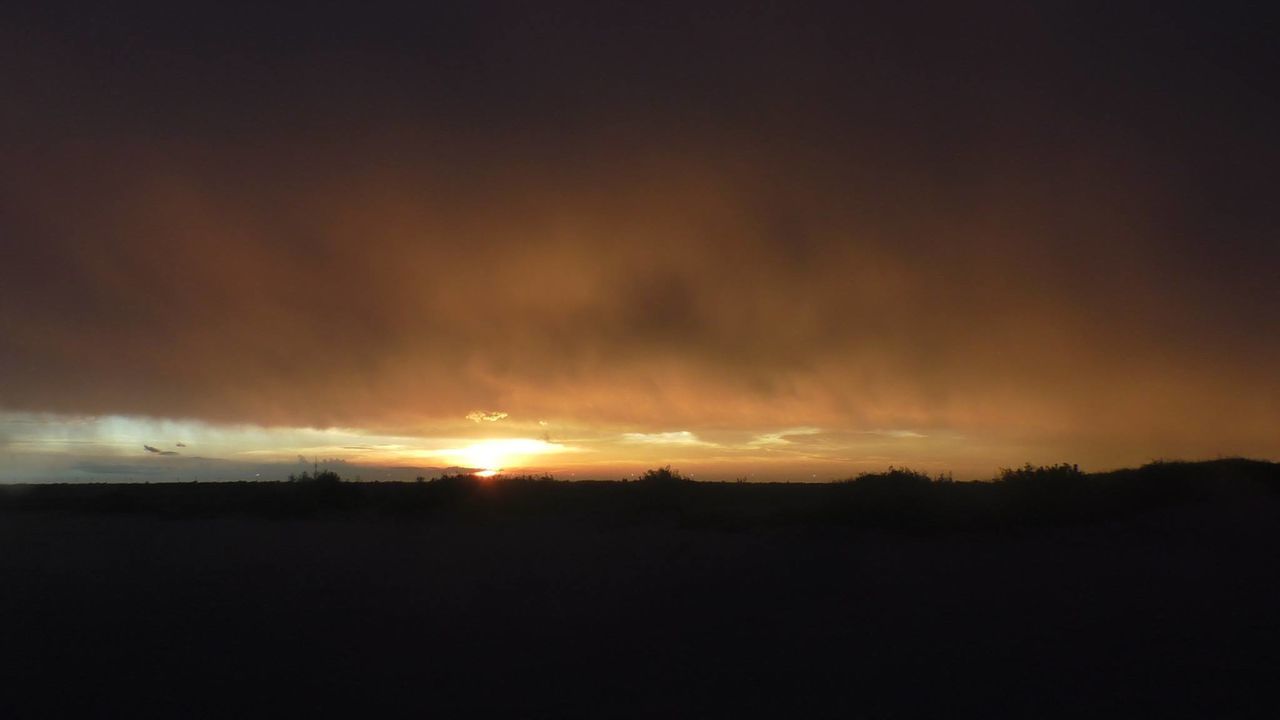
top-left (450, 438), bottom-right (569, 474)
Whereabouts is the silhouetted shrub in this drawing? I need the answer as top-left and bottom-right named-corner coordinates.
top-left (493, 473), bottom-right (557, 485)
top-left (289, 470), bottom-right (343, 484)
top-left (842, 466), bottom-right (936, 489)
top-left (433, 473), bottom-right (480, 483)
top-left (996, 463), bottom-right (1083, 485)
top-left (822, 467), bottom-right (951, 530)
top-left (638, 466), bottom-right (692, 483)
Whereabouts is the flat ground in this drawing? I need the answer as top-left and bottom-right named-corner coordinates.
top-left (2, 479), bottom-right (1278, 718)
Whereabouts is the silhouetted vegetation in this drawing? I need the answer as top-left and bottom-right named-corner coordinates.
top-left (4, 459), bottom-right (1280, 718)
top-left (1, 459), bottom-right (1276, 532)
top-left (637, 465), bottom-right (692, 484)
top-left (288, 469), bottom-right (343, 484)
top-left (997, 462), bottom-right (1083, 484)
top-left (841, 466), bottom-right (940, 488)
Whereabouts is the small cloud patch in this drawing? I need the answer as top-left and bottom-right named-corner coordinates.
top-left (748, 427), bottom-right (823, 447)
top-left (875, 430), bottom-right (926, 439)
top-left (466, 411), bottom-right (508, 423)
top-left (621, 431), bottom-right (711, 447)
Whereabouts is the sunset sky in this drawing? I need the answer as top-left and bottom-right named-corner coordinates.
top-left (2, 2), bottom-right (1277, 481)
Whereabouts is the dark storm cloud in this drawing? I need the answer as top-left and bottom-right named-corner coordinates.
top-left (1, 2), bottom-right (1278, 468)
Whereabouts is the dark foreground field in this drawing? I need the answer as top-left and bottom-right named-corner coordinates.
top-left (3, 460), bottom-right (1279, 718)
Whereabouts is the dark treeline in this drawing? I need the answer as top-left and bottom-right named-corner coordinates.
top-left (2, 458), bottom-right (1276, 532)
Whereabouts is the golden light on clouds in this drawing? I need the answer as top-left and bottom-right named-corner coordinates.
top-left (0, 411), bottom-right (987, 481)
top-left (2, 2), bottom-right (1278, 481)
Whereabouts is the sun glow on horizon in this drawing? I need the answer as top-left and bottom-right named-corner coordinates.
top-left (3, 409), bottom-right (1213, 483)
top-left (444, 438), bottom-right (572, 473)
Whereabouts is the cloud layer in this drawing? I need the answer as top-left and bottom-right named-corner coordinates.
top-left (2, 3), bottom-right (1277, 475)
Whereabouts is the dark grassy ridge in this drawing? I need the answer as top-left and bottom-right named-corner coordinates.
top-left (3, 458), bottom-right (1277, 532)
top-left (3, 459), bottom-right (1279, 718)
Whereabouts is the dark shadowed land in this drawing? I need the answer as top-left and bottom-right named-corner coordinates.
top-left (3, 459), bottom-right (1279, 717)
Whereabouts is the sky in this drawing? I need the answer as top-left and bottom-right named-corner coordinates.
top-left (2, 2), bottom-right (1277, 481)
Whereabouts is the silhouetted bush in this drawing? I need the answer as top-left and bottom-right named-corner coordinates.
top-left (492, 473), bottom-right (557, 486)
top-left (842, 466), bottom-right (936, 489)
top-left (289, 470), bottom-right (343, 484)
top-left (638, 466), bottom-right (692, 484)
top-left (431, 473), bottom-right (484, 484)
top-left (826, 467), bottom-right (945, 527)
top-left (996, 463), bottom-right (1083, 485)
